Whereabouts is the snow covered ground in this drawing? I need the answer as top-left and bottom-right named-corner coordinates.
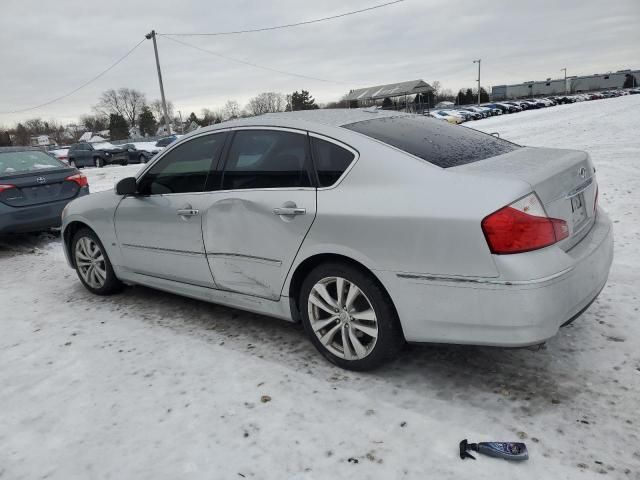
top-left (1, 96), bottom-right (639, 480)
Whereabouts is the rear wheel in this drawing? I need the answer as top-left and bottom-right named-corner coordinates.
top-left (70, 160), bottom-right (78, 168)
top-left (72, 228), bottom-right (122, 295)
top-left (299, 262), bottom-right (404, 371)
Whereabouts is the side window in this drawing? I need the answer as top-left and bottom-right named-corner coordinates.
top-left (138, 133), bottom-right (226, 195)
top-left (310, 137), bottom-right (356, 187)
top-left (222, 130), bottom-right (311, 190)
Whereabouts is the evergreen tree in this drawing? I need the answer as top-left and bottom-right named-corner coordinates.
top-left (109, 114), bottom-right (129, 140)
top-left (382, 97), bottom-right (393, 108)
top-left (465, 88), bottom-right (474, 104)
top-left (138, 106), bottom-right (157, 137)
top-left (291, 90), bottom-right (319, 111)
top-left (623, 74), bottom-right (637, 89)
top-left (14, 123), bottom-right (30, 145)
top-left (479, 87), bottom-right (490, 103)
top-left (188, 112), bottom-right (201, 126)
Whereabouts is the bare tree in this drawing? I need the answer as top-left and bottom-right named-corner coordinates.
top-left (223, 100), bottom-right (241, 120)
top-left (80, 114), bottom-right (109, 132)
top-left (245, 92), bottom-right (286, 117)
top-left (95, 88), bottom-right (147, 127)
top-left (150, 99), bottom-right (175, 124)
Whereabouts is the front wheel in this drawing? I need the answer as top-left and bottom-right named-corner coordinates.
top-left (139, 154), bottom-right (146, 163)
top-left (72, 228), bottom-right (123, 295)
top-left (95, 157), bottom-right (104, 168)
top-left (299, 263), bottom-right (404, 371)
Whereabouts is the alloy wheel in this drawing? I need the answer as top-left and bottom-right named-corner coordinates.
top-left (307, 276), bottom-right (378, 360)
top-left (74, 236), bottom-right (107, 289)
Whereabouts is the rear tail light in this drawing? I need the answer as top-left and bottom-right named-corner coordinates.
top-left (0, 184), bottom-right (16, 193)
top-left (481, 193), bottom-right (569, 254)
top-left (65, 173), bottom-right (89, 188)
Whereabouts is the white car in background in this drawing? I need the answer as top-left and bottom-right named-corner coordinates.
top-left (429, 111), bottom-right (464, 124)
top-left (48, 147), bottom-right (70, 164)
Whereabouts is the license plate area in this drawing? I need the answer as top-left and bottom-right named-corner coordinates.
top-left (570, 193), bottom-right (588, 228)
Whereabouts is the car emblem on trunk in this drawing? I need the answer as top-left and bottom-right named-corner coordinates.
top-left (36, 176), bottom-right (46, 184)
top-left (578, 167), bottom-right (586, 179)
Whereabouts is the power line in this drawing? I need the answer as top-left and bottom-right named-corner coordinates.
top-left (0, 38), bottom-right (147, 115)
top-left (161, 0), bottom-right (406, 36)
top-left (159, 34), bottom-right (348, 84)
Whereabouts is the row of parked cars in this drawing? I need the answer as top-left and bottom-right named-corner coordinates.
top-left (429, 88), bottom-right (639, 124)
top-left (47, 135), bottom-right (181, 168)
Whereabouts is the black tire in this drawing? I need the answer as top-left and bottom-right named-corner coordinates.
top-left (69, 160), bottom-right (79, 169)
top-left (299, 262), bottom-right (404, 371)
top-left (94, 157), bottom-right (104, 168)
top-left (71, 227), bottom-right (123, 295)
top-left (139, 154), bottom-right (145, 163)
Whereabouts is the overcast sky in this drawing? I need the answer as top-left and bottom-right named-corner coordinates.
top-left (1, 0), bottom-right (638, 126)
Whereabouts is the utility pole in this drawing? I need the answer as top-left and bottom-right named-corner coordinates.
top-left (146, 30), bottom-right (171, 135)
top-left (473, 59), bottom-right (481, 106)
top-left (561, 68), bottom-right (567, 95)
top-left (178, 110), bottom-right (184, 134)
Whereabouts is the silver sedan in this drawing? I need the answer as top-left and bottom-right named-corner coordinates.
top-left (61, 110), bottom-right (613, 370)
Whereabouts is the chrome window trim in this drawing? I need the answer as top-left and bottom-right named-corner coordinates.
top-left (308, 132), bottom-right (360, 191)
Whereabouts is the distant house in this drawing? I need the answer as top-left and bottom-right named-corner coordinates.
top-left (29, 135), bottom-right (56, 147)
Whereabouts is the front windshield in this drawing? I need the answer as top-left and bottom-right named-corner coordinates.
top-left (0, 150), bottom-right (65, 175)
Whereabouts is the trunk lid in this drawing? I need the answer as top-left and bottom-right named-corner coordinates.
top-left (0, 167), bottom-right (80, 207)
top-left (454, 147), bottom-right (598, 250)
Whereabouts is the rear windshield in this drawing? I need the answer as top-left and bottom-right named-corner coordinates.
top-left (343, 116), bottom-right (519, 168)
top-left (0, 151), bottom-right (65, 176)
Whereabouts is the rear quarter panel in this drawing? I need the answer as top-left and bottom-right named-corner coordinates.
top-left (283, 127), bottom-right (533, 295)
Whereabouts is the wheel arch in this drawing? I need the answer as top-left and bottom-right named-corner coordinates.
top-left (287, 253), bottom-right (402, 334)
top-left (63, 220), bottom-right (93, 267)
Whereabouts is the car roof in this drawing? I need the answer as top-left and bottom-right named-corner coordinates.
top-left (195, 108), bottom-right (409, 133)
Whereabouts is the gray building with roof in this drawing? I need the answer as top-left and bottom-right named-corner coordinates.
top-left (344, 80), bottom-right (433, 107)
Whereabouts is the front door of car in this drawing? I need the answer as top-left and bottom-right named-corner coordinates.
top-left (203, 128), bottom-right (317, 300)
top-left (114, 132), bottom-right (228, 287)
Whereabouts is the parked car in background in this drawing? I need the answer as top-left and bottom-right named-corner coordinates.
top-left (155, 135), bottom-right (178, 149)
top-left (429, 111), bottom-right (464, 124)
top-left (443, 110), bottom-right (472, 122)
top-left (120, 144), bottom-right (155, 164)
top-left (48, 147), bottom-right (70, 164)
top-left (67, 142), bottom-right (128, 168)
top-left (1, 147), bottom-right (89, 234)
top-left (61, 110), bottom-right (612, 370)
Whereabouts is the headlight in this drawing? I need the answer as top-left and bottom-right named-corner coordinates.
top-left (105, 152), bottom-right (111, 156)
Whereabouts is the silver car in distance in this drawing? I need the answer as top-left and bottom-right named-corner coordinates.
top-left (61, 110), bottom-right (613, 370)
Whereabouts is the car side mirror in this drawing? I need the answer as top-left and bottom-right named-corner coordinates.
top-left (115, 177), bottom-right (137, 195)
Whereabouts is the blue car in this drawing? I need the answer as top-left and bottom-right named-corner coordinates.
top-left (0, 147), bottom-right (89, 234)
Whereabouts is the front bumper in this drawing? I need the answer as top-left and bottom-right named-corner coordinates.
top-left (0, 188), bottom-right (89, 234)
top-left (379, 210), bottom-right (614, 346)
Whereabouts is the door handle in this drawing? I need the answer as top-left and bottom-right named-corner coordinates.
top-left (273, 207), bottom-right (306, 216)
top-left (177, 208), bottom-right (199, 217)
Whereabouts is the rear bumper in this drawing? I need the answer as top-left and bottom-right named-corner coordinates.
top-left (379, 209), bottom-right (614, 346)
top-left (0, 188), bottom-right (89, 234)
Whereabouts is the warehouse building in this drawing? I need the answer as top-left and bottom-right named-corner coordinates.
top-left (492, 69), bottom-right (639, 100)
